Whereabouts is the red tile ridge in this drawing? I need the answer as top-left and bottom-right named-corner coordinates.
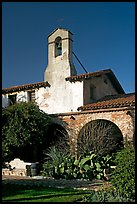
top-left (78, 93), bottom-right (135, 111)
top-left (2, 81), bottom-right (50, 94)
top-left (65, 69), bottom-right (111, 80)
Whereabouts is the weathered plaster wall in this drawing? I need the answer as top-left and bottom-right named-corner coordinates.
top-left (83, 75), bottom-right (118, 104)
top-left (16, 91), bottom-right (28, 102)
top-left (38, 80), bottom-right (84, 114)
top-left (2, 87), bottom-right (49, 109)
top-left (42, 28), bottom-right (84, 114)
top-left (2, 80), bottom-right (84, 114)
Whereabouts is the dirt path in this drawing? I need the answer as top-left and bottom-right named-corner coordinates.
top-left (2, 175), bottom-right (112, 191)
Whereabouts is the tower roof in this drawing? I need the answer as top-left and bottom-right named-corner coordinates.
top-left (48, 27), bottom-right (73, 38)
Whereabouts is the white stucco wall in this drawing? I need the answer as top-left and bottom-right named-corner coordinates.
top-left (2, 88), bottom-right (47, 109)
top-left (16, 91), bottom-right (28, 102)
top-left (69, 81), bottom-right (83, 112)
top-left (38, 80), bottom-right (84, 114)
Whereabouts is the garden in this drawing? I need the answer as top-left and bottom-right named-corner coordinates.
top-left (2, 102), bottom-right (135, 202)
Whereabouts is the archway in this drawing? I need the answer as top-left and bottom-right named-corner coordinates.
top-left (77, 119), bottom-right (123, 157)
top-left (42, 123), bottom-right (69, 156)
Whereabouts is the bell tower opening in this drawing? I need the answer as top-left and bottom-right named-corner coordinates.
top-left (55, 36), bottom-right (62, 57)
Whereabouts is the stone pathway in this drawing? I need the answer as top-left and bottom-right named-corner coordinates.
top-left (2, 175), bottom-right (112, 191)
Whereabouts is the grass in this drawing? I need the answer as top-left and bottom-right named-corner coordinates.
top-left (2, 183), bottom-right (91, 202)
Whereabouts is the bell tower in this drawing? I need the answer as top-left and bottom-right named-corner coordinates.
top-left (44, 28), bottom-right (77, 85)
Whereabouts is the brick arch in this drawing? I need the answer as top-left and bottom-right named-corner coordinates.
top-left (74, 110), bottom-right (134, 142)
top-left (77, 118), bottom-right (123, 156)
top-left (50, 117), bottom-right (70, 137)
top-left (78, 118), bottom-right (123, 138)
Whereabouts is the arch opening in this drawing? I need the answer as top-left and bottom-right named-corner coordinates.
top-left (77, 119), bottom-right (123, 157)
top-left (55, 37), bottom-right (62, 57)
top-left (44, 123), bottom-right (69, 155)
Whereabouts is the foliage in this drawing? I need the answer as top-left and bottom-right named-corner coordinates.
top-left (77, 119), bottom-right (123, 157)
top-left (41, 149), bottom-right (112, 180)
top-left (81, 188), bottom-right (135, 202)
top-left (110, 143), bottom-right (135, 200)
top-left (2, 102), bottom-right (52, 161)
top-left (2, 142), bottom-right (9, 163)
top-left (41, 146), bottom-right (68, 178)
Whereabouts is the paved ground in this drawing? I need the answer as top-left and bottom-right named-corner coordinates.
top-left (2, 175), bottom-right (112, 191)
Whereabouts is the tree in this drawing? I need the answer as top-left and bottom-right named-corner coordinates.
top-left (2, 102), bottom-right (52, 162)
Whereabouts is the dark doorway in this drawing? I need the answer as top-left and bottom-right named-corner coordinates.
top-left (43, 123), bottom-right (69, 155)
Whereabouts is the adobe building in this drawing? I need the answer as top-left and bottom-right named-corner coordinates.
top-left (2, 28), bottom-right (135, 156)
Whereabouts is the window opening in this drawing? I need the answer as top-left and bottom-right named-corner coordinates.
top-left (90, 86), bottom-right (94, 100)
top-left (27, 90), bottom-right (35, 102)
top-left (8, 94), bottom-right (17, 105)
top-left (55, 37), bottom-right (62, 57)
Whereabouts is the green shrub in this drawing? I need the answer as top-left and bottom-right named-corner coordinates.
top-left (81, 189), bottom-right (135, 202)
top-left (41, 149), bottom-right (113, 180)
top-left (40, 146), bottom-right (68, 178)
top-left (110, 143), bottom-right (135, 200)
top-left (73, 151), bottom-right (112, 180)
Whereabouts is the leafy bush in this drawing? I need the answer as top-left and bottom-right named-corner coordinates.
top-left (41, 149), bottom-right (113, 180)
top-left (72, 151), bottom-right (112, 180)
top-left (110, 143), bottom-right (135, 200)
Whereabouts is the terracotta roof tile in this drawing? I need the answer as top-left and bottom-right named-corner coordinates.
top-left (78, 93), bottom-right (135, 111)
top-left (2, 81), bottom-right (50, 94)
top-left (65, 69), bottom-right (111, 81)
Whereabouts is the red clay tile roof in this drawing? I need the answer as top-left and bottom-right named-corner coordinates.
top-left (65, 69), bottom-right (125, 94)
top-left (78, 93), bottom-right (135, 111)
top-left (2, 81), bottom-right (50, 94)
top-left (66, 69), bottom-right (111, 80)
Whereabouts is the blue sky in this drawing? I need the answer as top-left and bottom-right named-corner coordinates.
top-left (2, 2), bottom-right (135, 93)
